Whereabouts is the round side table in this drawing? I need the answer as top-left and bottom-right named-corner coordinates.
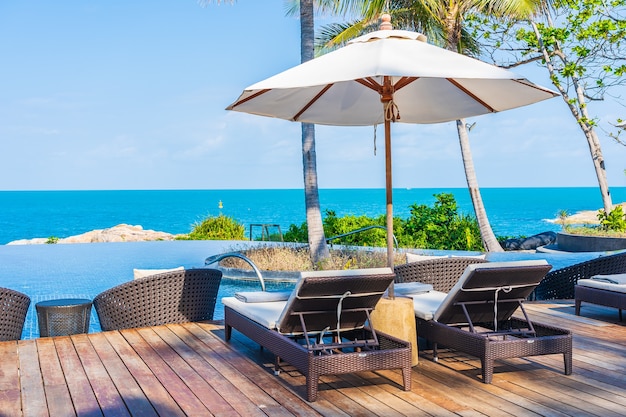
top-left (36, 298), bottom-right (92, 337)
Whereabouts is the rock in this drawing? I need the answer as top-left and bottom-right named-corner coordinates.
top-left (503, 238), bottom-right (522, 250)
top-left (503, 231), bottom-right (557, 251)
top-left (550, 202), bottom-right (626, 225)
top-left (7, 238), bottom-right (49, 245)
top-left (7, 224), bottom-right (176, 245)
top-left (518, 231), bottom-right (557, 250)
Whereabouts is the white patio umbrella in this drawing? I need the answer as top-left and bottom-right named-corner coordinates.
top-left (227, 18), bottom-right (557, 277)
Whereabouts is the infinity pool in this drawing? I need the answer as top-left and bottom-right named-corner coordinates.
top-left (0, 241), bottom-right (601, 339)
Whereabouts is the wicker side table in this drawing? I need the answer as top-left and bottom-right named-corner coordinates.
top-left (36, 298), bottom-right (92, 337)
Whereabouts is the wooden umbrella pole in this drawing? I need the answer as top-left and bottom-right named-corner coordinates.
top-left (381, 75), bottom-right (395, 298)
top-left (385, 119), bottom-right (394, 273)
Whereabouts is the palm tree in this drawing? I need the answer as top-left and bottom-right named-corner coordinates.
top-left (320, 0), bottom-right (545, 252)
top-left (299, 0), bottom-right (331, 264)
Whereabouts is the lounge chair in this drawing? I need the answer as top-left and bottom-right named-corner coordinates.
top-left (0, 287), bottom-right (31, 341)
top-left (399, 260), bottom-right (572, 383)
top-left (575, 273), bottom-right (626, 320)
top-left (93, 268), bottom-right (222, 331)
top-left (534, 251), bottom-right (626, 300)
top-left (222, 268), bottom-right (412, 402)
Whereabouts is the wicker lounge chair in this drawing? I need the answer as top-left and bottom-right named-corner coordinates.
top-left (222, 268), bottom-right (412, 402)
top-left (534, 251), bottom-right (626, 300)
top-left (394, 255), bottom-right (489, 292)
top-left (0, 287), bottom-right (31, 341)
top-left (575, 273), bottom-right (626, 320)
top-left (93, 268), bottom-right (222, 331)
top-left (399, 260), bottom-right (572, 383)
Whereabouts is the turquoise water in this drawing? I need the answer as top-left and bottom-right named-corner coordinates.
top-left (1, 187), bottom-right (625, 244)
top-left (0, 240), bottom-right (293, 339)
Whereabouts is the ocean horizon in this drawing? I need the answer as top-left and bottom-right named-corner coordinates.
top-left (1, 187), bottom-right (624, 245)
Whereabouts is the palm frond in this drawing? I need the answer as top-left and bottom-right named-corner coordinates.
top-left (315, 20), bottom-right (377, 54)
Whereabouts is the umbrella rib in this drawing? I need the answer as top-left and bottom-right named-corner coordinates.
top-left (514, 79), bottom-right (559, 97)
top-left (356, 77), bottom-right (418, 94)
top-left (394, 77), bottom-right (418, 91)
top-left (230, 89), bottom-right (271, 108)
top-left (447, 78), bottom-right (496, 113)
top-left (292, 84), bottom-right (334, 121)
top-left (356, 78), bottom-right (382, 92)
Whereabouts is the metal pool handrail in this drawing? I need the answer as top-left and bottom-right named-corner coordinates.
top-left (326, 225), bottom-right (399, 249)
top-left (205, 252), bottom-right (266, 291)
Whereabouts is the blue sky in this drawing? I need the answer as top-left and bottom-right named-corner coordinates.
top-left (1, 0), bottom-right (625, 191)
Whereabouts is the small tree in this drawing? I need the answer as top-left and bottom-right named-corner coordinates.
top-left (469, 0), bottom-right (626, 213)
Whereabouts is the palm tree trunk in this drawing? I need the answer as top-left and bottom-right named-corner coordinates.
top-left (456, 119), bottom-right (503, 252)
top-left (300, 0), bottom-right (330, 264)
top-left (445, 11), bottom-right (502, 252)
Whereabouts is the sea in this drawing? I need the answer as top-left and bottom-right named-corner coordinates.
top-left (1, 187), bottom-right (625, 244)
top-left (1, 187), bottom-right (624, 339)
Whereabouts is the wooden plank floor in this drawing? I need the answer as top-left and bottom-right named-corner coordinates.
top-left (1, 301), bottom-right (625, 416)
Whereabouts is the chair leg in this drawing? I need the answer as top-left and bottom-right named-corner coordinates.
top-left (482, 358), bottom-right (494, 384)
top-left (432, 342), bottom-right (439, 362)
top-left (307, 371), bottom-right (319, 402)
top-left (620, 309), bottom-right (623, 321)
top-left (564, 351), bottom-right (573, 376)
top-left (225, 324), bottom-right (232, 341)
top-left (575, 299), bottom-right (582, 316)
top-left (274, 355), bottom-right (281, 375)
top-left (402, 365), bottom-right (412, 391)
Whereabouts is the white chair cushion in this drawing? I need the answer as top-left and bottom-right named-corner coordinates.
top-left (222, 297), bottom-right (286, 329)
top-left (394, 282), bottom-right (434, 296)
top-left (234, 290), bottom-right (292, 303)
top-left (577, 279), bottom-right (626, 294)
top-left (133, 266), bottom-right (184, 279)
top-left (590, 273), bottom-right (626, 284)
top-left (406, 253), bottom-right (448, 263)
top-left (299, 267), bottom-right (393, 278)
top-left (406, 291), bottom-right (448, 320)
top-left (450, 254), bottom-right (487, 260)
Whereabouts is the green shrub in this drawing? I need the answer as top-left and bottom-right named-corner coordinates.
top-left (598, 206), bottom-right (626, 232)
top-left (283, 222), bottom-right (308, 243)
top-left (403, 193), bottom-right (483, 251)
top-left (283, 193), bottom-right (484, 251)
top-left (46, 236), bottom-right (59, 244)
top-left (323, 210), bottom-right (388, 247)
top-left (183, 214), bottom-right (246, 240)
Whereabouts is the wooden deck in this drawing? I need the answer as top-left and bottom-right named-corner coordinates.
top-left (1, 301), bottom-right (625, 416)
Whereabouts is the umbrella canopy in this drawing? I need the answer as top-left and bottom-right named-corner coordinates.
top-left (227, 21), bottom-right (558, 278)
top-left (227, 29), bottom-right (557, 125)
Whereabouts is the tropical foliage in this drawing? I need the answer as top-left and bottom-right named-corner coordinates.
top-left (598, 206), bottom-right (626, 232)
top-left (182, 214), bottom-right (246, 240)
top-left (284, 193), bottom-right (484, 250)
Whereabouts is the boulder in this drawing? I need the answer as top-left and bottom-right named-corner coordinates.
top-left (519, 231), bottom-right (557, 250)
top-left (503, 238), bottom-right (522, 250)
top-left (7, 224), bottom-right (176, 245)
top-left (503, 231), bottom-right (557, 251)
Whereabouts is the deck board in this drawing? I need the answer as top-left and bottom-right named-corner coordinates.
top-left (70, 333), bottom-right (131, 417)
top-left (4, 301), bottom-right (626, 416)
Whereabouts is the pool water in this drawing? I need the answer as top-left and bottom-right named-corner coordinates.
top-left (0, 241), bottom-right (602, 339)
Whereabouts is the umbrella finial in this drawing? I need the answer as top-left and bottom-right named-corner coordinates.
top-left (380, 14), bottom-right (392, 31)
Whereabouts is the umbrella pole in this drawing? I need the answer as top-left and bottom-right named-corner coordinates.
top-left (381, 75), bottom-right (395, 298)
top-left (385, 117), bottom-right (395, 298)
